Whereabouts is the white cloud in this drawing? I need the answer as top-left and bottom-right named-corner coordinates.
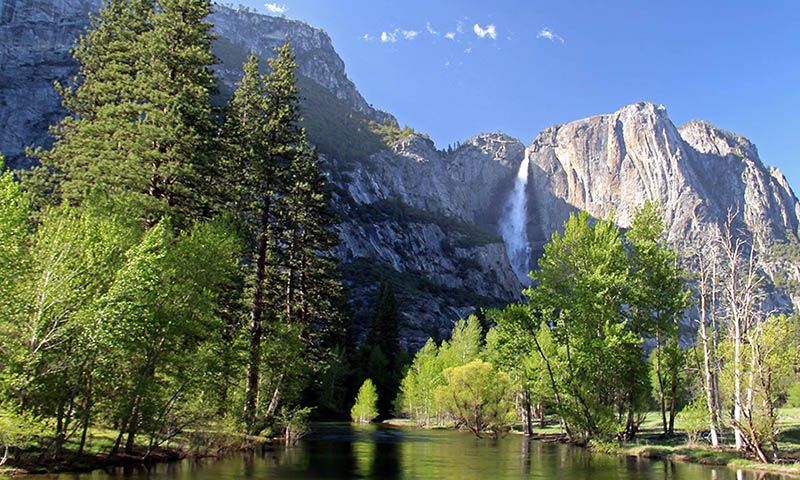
top-left (401, 29), bottom-right (419, 40)
top-left (537, 27), bottom-right (564, 44)
top-left (426, 22), bottom-right (439, 36)
top-left (444, 31), bottom-right (456, 40)
top-left (264, 2), bottom-right (286, 14)
top-left (380, 31), bottom-right (397, 43)
top-left (464, 47), bottom-right (472, 54)
top-left (362, 33), bottom-right (374, 41)
top-left (473, 23), bottom-right (497, 40)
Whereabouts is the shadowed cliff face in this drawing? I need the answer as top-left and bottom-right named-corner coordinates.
top-left (2, 4), bottom-right (798, 346)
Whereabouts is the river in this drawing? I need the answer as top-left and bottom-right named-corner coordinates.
top-left (34, 423), bottom-right (791, 479)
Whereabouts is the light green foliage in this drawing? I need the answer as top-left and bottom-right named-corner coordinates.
top-left (485, 305), bottom-right (557, 431)
top-left (628, 201), bottom-right (690, 435)
top-left (437, 315), bottom-right (483, 369)
top-left (396, 316), bottom-right (483, 426)
top-left (787, 382), bottom-right (800, 408)
top-left (398, 339), bottom-right (442, 425)
top-left (526, 211), bottom-right (642, 441)
top-left (96, 217), bottom-right (242, 451)
top-left (435, 360), bottom-right (515, 438)
top-left (369, 121), bottom-right (418, 145)
top-left (351, 379), bottom-right (379, 424)
top-left (677, 399), bottom-right (709, 445)
top-left (0, 159), bottom-right (31, 345)
top-left (0, 403), bottom-right (48, 464)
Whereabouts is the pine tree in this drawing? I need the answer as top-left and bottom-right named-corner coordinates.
top-left (28, 0), bottom-right (154, 209)
top-left (31, 0), bottom-right (218, 226)
top-left (364, 281), bottom-right (402, 418)
top-left (223, 44), bottom-right (339, 433)
top-left (367, 281), bottom-right (400, 360)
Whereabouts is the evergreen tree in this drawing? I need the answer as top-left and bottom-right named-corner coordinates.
top-left (363, 281), bottom-right (403, 418)
top-left (31, 0), bottom-right (218, 226)
top-left (367, 281), bottom-right (400, 360)
top-left (223, 45), bottom-right (343, 432)
top-left (27, 0), bottom-right (154, 209)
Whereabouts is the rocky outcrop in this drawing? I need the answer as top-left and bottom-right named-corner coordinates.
top-left (329, 133), bottom-right (525, 347)
top-left (525, 102), bottom-right (800, 312)
top-left (0, 0), bottom-right (100, 168)
top-left (0, 0), bottom-right (393, 167)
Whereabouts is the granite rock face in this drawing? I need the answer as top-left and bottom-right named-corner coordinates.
top-left (0, 0), bottom-right (522, 347)
top-left (0, 0), bottom-right (100, 168)
top-left (525, 102), bottom-right (800, 313)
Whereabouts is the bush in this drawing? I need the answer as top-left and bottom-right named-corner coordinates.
top-left (435, 360), bottom-right (515, 438)
top-left (787, 382), bottom-right (800, 408)
top-left (678, 399), bottom-right (708, 445)
top-left (351, 379), bottom-right (379, 424)
top-left (0, 403), bottom-right (48, 465)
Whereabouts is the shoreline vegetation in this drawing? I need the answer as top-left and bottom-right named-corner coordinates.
top-left (0, 428), bottom-right (282, 476)
top-left (382, 417), bottom-right (800, 478)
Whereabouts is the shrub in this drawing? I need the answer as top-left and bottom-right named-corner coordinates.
top-left (678, 399), bottom-right (708, 445)
top-left (435, 360), bottom-right (515, 438)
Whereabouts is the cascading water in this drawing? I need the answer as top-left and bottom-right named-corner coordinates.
top-left (499, 156), bottom-right (532, 284)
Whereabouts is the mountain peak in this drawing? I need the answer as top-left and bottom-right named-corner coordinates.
top-left (678, 120), bottom-right (760, 164)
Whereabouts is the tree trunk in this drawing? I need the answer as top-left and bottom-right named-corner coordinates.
top-left (668, 384), bottom-right (677, 435)
top-left (655, 331), bottom-right (668, 436)
top-left (699, 310), bottom-right (720, 447)
top-left (245, 199), bottom-right (271, 434)
top-left (733, 315), bottom-right (745, 450)
top-left (531, 328), bottom-right (572, 440)
top-left (520, 389), bottom-right (532, 436)
top-left (0, 445), bottom-right (8, 466)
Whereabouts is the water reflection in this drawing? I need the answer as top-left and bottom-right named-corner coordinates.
top-left (30, 423), bottom-right (792, 480)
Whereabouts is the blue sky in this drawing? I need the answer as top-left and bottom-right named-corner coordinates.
top-left (241, 1), bottom-right (799, 190)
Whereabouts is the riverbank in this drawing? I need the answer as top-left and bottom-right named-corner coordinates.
top-left (384, 413), bottom-right (800, 478)
top-left (0, 427), bottom-right (276, 476)
top-left (627, 444), bottom-right (800, 477)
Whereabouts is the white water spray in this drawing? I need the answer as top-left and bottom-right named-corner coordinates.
top-left (499, 156), bottom-right (532, 283)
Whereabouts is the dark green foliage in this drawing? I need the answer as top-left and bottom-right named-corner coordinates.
top-left (220, 45), bottom-right (345, 433)
top-left (29, 0), bottom-right (219, 227)
top-left (359, 282), bottom-right (405, 418)
top-left (349, 199), bottom-right (502, 247)
top-left (1, 0), bottom-right (347, 457)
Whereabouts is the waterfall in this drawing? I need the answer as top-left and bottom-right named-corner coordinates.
top-left (499, 156), bottom-right (532, 283)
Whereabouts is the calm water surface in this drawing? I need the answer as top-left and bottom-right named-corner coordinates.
top-left (38, 423), bottom-right (792, 480)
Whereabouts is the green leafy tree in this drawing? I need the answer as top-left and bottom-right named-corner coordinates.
top-left (526, 211), bottom-right (642, 441)
top-left (398, 339), bottom-right (441, 425)
top-left (0, 402), bottom-right (48, 466)
top-left (351, 379), bottom-right (379, 424)
top-left (437, 315), bottom-right (483, 370)
top-left (435, 360), bottom-right (515, 438)
top-left (628, 201), bottom-right (690, 436)
top-left (485, 304), bottom-right (554, 435)
top-left (98, 218), bottom-right (241, 454)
